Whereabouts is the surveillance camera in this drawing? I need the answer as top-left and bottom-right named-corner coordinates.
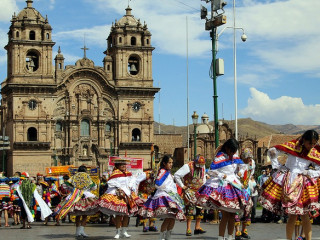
top-left (241, 34), bottom-right (247, 42)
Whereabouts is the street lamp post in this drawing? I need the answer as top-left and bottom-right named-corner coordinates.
top-left (192, 111), bottom-right (199, 159)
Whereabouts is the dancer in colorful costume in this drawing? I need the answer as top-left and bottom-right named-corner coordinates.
top-left (17, 172), bottom-right (52, 229)
top-left (259, 130), bottom-right (320, 240)
top-left (234, 148), bottom-right (255, 240)
top-left (99, 157), bottom-right (143, 239)
top-left (139, 155), bottom-right (186, 240)
top-left (174, 155), bottom-right (207, 236)
top-left (137, 169), bottom-right (158, 233)
top-left (10, 174), bottom-right (21, 225)
top-left (0, 173), bottom-right (11, 227)
top-left (196, 139), bottom-right (251, 240)
top-left (55, 165), bottom-right (98, 238)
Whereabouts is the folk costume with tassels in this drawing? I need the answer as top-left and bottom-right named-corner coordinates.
top-left (196, 152), bottom-right (252, 213)
top-left (260, 139), bottom-right (320, 216)
top-left (55, 172), bottom-right (98, 220)
top-left (174, 155), bottom-right (206, 221)
top-left (138, 167), bottom-right (186, 220)
top-left (99, 158), bottom-right (142, 216)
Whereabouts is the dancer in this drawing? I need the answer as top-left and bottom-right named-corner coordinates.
top-left (234, 148), bottom-right (255, 240)
top-left (17, 172), bottom-right (52, 229)
top-left (0, 173), bottom-right (11, 227)
top-left (99, 157), bottom-right (142, 239)
top-left (196, 138), bottom-right (251, 240)
top-left (174, 155), bottom-right (207, 236)
top-left (259, 130), bottom-right (320, 240)
top-left (55, 165), bottom-right (98, 238)
top-left (139, 155), bottom-right (186, 240)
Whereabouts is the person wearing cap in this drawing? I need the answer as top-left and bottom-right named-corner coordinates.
top-left (174, 155), bottom-right (207, 237)
top-left (55, 174), bottom-right (72, 225)
top-left (17, 172), bottom-right (52, 229)
top-left (0, 173), bottom-right (11, 227)
top-left (138, 155), bottom-right (186, 240)
top-left (43, 177), bottom-right (60, 225)
top-left (99, 157), bottom-right (143, 239)
top-left (234, 148), bottom-right (255, 240)
top-left (196, 139), bottom-right (251, 240)
top-left (55, 165), bottom-right (98, 238)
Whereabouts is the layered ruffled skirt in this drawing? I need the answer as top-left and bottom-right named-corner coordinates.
top-left (196, 183), bottom-right (252, 214)
top-left (99, 192), bottom-right (142, 216)
top-left (54, 189), bottom-right (99, 219)
top-left (259, 170), bottom-right (320, 216)
top-left (138, 192), bottom-right (186, 220)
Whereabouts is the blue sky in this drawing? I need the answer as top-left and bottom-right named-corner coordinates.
top-left (1, 0), bottom-right (320, 126)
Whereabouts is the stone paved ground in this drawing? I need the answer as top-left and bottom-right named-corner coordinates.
top-left (1, 217), bottom-right (320, 240)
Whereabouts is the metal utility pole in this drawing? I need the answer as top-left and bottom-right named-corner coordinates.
top-left (200, 0), bottom-right (227, 148)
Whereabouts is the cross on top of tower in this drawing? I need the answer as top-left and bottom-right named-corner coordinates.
top-left (81, 45), bottom-right (89, 59)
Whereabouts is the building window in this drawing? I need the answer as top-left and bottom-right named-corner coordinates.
top-left (26, 50), bottom-right (39, 72)
top-left (46, 33), bottom-right (50, 39)
top-left (56, 122), bottom-right (62, 131)
top-left (28, 100), bottom-right (37, 110)
top-left (146, 39), bottom-right (149, 45)
top-left (59, 63), bottom-right (62, 69)
top-left (29, 30), bottom-right (35, 40)
top-left (106, 123), bottom-right (111, 132)
top-left (27, 127), bottom-right (37, 141)
top-left (132, 128), bottom-right (141, 142)
top-left (131, 36), bottom-right (136, 45)
top-left (119, 37), bottom-right (122, 43)
top-left (81, 119), bottom-right (90, 136)
top-left (107, 64), bottom-right (110, 71)
top-left (128, 55), bottom-right (139, 75)
top-left (16, 31), bottom-right (19, 38)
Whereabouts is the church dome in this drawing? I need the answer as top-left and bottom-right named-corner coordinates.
top-left (16, 0), bottom-right (46, 24)
top-left (196, 124), bottom-right (213, 134)
top-left (117, 7), bottom-right (139, 27)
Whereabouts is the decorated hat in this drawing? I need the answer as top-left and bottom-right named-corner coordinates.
top-left (112, 156), bottom-right (131, 164)
top-left (193, 155), bottom-right (206, 165)
top-left (21, 172), bottom-right (29, 179)
top-left (0, 172), bottom-right (8, 182)
top-left (241, 148), bottom-right (253, 159)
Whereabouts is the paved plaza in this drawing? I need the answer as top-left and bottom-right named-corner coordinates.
top-left (1, 218), bottom-right (320, 240)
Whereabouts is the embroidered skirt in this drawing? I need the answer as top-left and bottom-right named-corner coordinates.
top-left (54, 189), bottom-right (99, 219)
top-left (196, 183), bottom-right (252, 213)
top-left (259, 170), bottom-right (320, 216)
top-left (99, 192), bottom-right (141, 216)
top-left (138, 193), bottom-right (186, 221)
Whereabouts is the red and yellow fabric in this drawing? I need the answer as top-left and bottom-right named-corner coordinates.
top-left (260, 170), bottom-right (320, 216)
top-left (274, 140), bottom-right (320, 165)
top-left (99, 191), bottom-right (138, 215)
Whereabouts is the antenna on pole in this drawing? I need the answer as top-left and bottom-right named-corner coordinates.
top-left (186, 16), bottom-right (190, 162)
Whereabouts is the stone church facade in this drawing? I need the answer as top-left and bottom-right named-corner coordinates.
top-left (0, 0), bottom-right (159, 176)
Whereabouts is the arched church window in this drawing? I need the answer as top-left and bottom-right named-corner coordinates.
top-left (27, 127), bottom-right (37, 141)
top-left (59, 63), bottom-right (62, 69)
top-left (16, 31), bottom-right (19, 38)
top-left (29, 30), bottom-right (35, 40)
top-left (106, 123), bottom-right (111, 132)
top-left (56, 122), bottom-right (62, 131)
top-left (132, 128), bottom-right (141, 142)
top-left (46, 33), bottom-right (50, 39)
top-left (26, 50), bottom-right (39, 72)
top-left (119, 37), bottom-right (122, 43)
top-left (107, 64), bottom-right (110, 71)
top-left (128, 55), bottom-right (139, 76)
top-left (146, 39), bottom-right (149, 45)
top-left (131, 37), bottom-right (136, 45)
top-left (81, 119), bottom-right (90, 136)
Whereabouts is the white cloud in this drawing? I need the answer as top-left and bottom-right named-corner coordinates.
top-left (53, 25), bottom-right (110, 48)
top-left (241, 88), bottom-right (320, 125)
top-left (0, 0), bottom-right (19, 22)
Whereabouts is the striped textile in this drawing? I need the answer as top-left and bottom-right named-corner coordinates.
top-left (0, 183), bottom-right (10, 200)
top-left (55, 188), bottom-right (83, 220)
